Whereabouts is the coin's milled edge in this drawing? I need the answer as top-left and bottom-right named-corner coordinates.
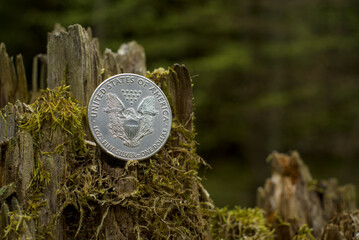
top-left (87, 73), bottom-right (172, 161)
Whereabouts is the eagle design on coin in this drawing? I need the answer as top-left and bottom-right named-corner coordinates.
top-left (103, 93), bottom-right (159, 148)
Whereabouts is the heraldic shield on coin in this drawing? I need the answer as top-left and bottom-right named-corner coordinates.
top-left (88, 73), bottom-right (172, 161)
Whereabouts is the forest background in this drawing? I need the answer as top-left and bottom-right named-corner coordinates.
top-left (1, 0), bottom-right (359, 207)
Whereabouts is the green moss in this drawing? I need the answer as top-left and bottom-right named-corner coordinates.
top-left (18, 85), bottom-right (89, 238)
top-left (211, 206), bottom-right (275, 239)
top-left (20, 85), bottom-right (87, 155)
top-left (25, 155), bottom-right (50, 219)
top-left (3, 210), bottom-right (31, 238)
top-left (147, 67), bottom-right (174, 118)
top-left (292, 224), bottom-right (315, 240)
top-left (147, 67), bottom-right (169, 81)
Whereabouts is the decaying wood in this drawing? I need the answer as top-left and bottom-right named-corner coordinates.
top-left (47, 24), bottom-right (103, 105)
top-left (321, 210), bottom-right (359, 239)
top-left (0, 103), bottom-right (34, 203)
top-left (0, 44), bottom-right (28, 108)
top-left (116, 41), bottom-right (146, 76)
top-left (0, 43), bottom-right (12, 108)
top-left (151, 65), bottom-right (193, 132)
top-left (31, 54), bottom-right (47, 94)
top-left (168, 65), bottom-right (193, 130)
top-left (257, 151), bottom-right (356, 239)
top-left (103, 41), bottom-right (146, 78)
top-left (46, 24), bottom-right (147, 106)
top-left (0, 102), bottom-right (35, 239)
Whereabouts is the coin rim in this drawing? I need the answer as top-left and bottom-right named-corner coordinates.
top-left (87, 73), bottom-right (172, 161)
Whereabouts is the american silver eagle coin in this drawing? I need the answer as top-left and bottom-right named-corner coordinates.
top-left (88, 73), bottom-right (172, 160)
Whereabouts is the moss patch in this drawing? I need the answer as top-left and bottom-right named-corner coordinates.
top-left (211, 206), bottom-right (275, 239)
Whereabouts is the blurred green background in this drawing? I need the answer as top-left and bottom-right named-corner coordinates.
top-left (2, 0), bottom-right (359, 207)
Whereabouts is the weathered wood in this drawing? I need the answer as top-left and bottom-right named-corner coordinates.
top-left (150, 65), bottom-right (193, 132)
top-left (321, 210), bottom-right (359, 239)
top-left (116, 41), bottom-right (146, 76)
top-left (47, 25), bottom-right (146, 108)
top-left (15, 55), bottom-right (28, 103)
top-left (103, 41), bottom-right (146, 78)
top-left (0, 44), bottom-right (28, 108)
top-left (0, 102), bottom-right (36, 239)
top-left (47, 24), bottom-right (103, 105)
top-left (31, 54), bottom-right (47, 94)
top-left (0, 202), bottom-right (9, 239)
top-left (168, 64), bottom-right (193, 130)
top-left (0, 44), bottom-right (13, 108)
top-left (257, 151), bottom-right (356, 239)
top-left (37, 125), bottom-right (65, 239)
top-left (0, 183), bottom-right (15, 203)
top-left (103, 48), bottom-right (122, 78)
top-left (0, 103), bottom-right (34, 202)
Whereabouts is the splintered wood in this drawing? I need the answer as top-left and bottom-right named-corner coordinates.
top-left (0, 44), bottom-right (28, 108)
top-left (257, 151), bottom-right (356, 239)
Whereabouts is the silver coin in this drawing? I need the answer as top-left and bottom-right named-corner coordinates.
top-left (88, 73), bottom-right (172, 161)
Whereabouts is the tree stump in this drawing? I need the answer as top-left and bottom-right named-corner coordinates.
top-left (0, 24), bottom-right (213, 239)
top-left (257, 151), bottom-right (356, 239)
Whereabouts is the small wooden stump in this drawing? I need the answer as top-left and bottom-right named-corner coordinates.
top-left (257, 151), bottom-right (356, 239)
